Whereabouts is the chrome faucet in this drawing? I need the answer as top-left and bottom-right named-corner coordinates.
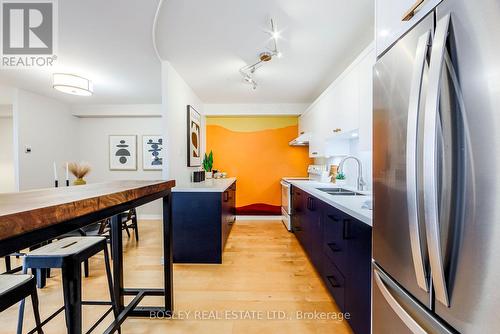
top-left (338, 156), bottom-right (366, 191)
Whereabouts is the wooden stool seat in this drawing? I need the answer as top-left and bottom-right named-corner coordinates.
top-left (0, 274), bottom-right (32, 295)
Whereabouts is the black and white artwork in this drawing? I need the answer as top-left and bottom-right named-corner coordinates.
top-left (187, 105), bottom-right (201, 167)
top-left (142, 135), bottom-right (164, 170)
top-left (109, 135), bottom-right (137, 170)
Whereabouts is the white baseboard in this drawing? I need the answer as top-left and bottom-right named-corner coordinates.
top-left (137, 214), bottom-right (162, 220)
top-left (236, 215), bottom-right (283, 221)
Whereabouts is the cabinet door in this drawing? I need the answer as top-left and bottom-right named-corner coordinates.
top-left (291, 187), bottom-right (306, 245)
top-left (221, 190), bottom-right (230, 248)
top-left (376, 0), bottom-right (441, 56)
top-left (323, 207), bottom-right (348, 276)
top-left (345, 218), bottom-right (372, 334)
top-left (322, 257), bottom-right (346, 312)
top-left (307, 197), bottom-right (324, 272)
top-left (358, 48), bottom-right (375, 151)
top-left (309, 97), bottom-right (328, 158)
top-left (299, 109), bottom-right (313, 136)
top-left (337, 67), bottom-right (359, 134)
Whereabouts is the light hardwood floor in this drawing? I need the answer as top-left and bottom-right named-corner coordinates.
top-left (0, 220), bottom-right (352, 334)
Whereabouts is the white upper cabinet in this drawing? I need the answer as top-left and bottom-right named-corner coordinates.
top-left (298, 108), bottom-right (313, 136)
top-left (298, 43), bottom-right (374, 158)
top-left (357, 48), bottom-right (375, 151)
top-left (375, 0), bottom-right (442, 57)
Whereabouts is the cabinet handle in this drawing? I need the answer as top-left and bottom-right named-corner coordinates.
top-left (327, 275), bottom-right (341, 288)
top-left (402, 0), bottom-right (425, 21)
top-left (312, 152), bottom-right (318, 155)
top-left (327, 214), bottom-right (341, 222)
top-left (343, 219), bottom-right (351, 240)
top-left (224, 191), bottom-right (229, 202)
top-left (300, 131), bottom-right (305, 135)
top-left (328, 243), bottom-right (341, 252)
top-left (333, 128), bottom-right (342, 133)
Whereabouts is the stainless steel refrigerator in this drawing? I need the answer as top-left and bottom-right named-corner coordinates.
top-left (373, 0), bottom-right (500, 332)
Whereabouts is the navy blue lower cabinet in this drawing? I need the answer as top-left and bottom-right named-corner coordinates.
top-left (344, 217), bottom-right (372, 334)
top-left (292, 187), bottom-right (325, 274)
top-left (322, 257), bottom-right (346, 311)
top-left (323, 207), bottom-right (348, 275)
top-left (291, 187), bottom-right (307, 246)
top-left (172, 182), bottom-right (236, 263)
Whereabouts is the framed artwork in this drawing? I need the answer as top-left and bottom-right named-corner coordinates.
top-left (142, 135), bottom-right (164, 170)
top-left (187, 105), bottom-right (201, 167)
top-left (109, 135), bottom-right (137, 170)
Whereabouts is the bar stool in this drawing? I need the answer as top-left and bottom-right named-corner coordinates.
top-left (18, 237), bottom-right (119, 334)
top-left (0, 274), bottom-right (43, 334)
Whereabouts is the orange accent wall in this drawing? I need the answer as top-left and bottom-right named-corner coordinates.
top-left (206, 119), bottom-right (311, 210)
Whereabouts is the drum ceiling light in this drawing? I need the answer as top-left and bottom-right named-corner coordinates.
top-left (53, 73), bottom-right (93, 96)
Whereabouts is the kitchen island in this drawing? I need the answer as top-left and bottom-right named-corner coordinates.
top-left (172, 178), bottom-right (236, 263)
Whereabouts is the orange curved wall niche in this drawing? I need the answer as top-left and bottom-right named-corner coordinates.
top-left (206, 116), bottom-right (311, 215)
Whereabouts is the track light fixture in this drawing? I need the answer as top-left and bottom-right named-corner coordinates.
top-left (240, 18), bottom-right (282, 90)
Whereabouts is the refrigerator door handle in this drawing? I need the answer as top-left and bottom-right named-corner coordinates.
top-left (423, 14), bottom-right (452, 307)
top-left (406, 30), bottom-right (431, 293)
top-left (374, 268), bottom-right (428, 334)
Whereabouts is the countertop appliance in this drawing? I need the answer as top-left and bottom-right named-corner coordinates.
top-left (373, 0), bottom-right (500, 333)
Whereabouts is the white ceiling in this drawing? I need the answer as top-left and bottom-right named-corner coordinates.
top-left (0, 0), bottom-right (162, 105)
top-left (156, 0), bottom-right (374, 104)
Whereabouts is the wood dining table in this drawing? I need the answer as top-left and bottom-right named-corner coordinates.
top-left (0, 180), bottom-right (176, 333)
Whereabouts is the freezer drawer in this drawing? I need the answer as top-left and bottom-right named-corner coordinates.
top-left (372, 263), bottom-right (454, 334)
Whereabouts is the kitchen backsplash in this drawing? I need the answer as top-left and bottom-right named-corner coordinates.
top-left (315, 137), bottom-right (372, 190)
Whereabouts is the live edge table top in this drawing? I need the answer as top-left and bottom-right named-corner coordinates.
top-left (0, 180), bottom-right (176, 242)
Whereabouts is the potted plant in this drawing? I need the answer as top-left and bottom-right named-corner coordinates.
top-left (203, 151), bottom-right (214, 179)
top-left (68, 162), bottom-right (91, 185)
top-left (336, 172), bottom-right (346, 186)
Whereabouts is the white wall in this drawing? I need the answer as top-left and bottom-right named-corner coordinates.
top-left (204, 103), bottom-right (309, 116)
top-left (0, 106), bottom-right (15, 193)
top-left (13, 89), bottom-right (78, 190)
top-left (77, 114), bottom-right (163, 218)
top-left (161, 61), bottom-right (205, 185)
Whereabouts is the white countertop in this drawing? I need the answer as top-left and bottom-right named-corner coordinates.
top-left (286, 180), bottom-right (373, 226)
top-left (173, 177), bottom-right (236, 193)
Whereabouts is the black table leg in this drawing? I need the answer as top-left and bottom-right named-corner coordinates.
top-left (111, 215), bottom-right (124, 313)
top-left (162, 195), bottom-right (173, 313)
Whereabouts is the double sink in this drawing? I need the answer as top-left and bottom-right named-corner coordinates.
top-left (317, 188), bottom-right (366, 196)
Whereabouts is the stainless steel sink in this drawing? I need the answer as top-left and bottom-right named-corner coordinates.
top-left (316, 188), bottom-right (365, 196)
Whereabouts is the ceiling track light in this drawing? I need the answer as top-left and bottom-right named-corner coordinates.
top-left (239, 18), bottom-right (282, 90)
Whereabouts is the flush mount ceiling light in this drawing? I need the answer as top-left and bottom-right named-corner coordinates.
top-left (239, 19), bottom-right (282, 90)
top-left (53, 73), bottom-right (93, 96)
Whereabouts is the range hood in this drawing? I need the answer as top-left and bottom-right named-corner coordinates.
top-left (289, 132), bottom-right (310, 146)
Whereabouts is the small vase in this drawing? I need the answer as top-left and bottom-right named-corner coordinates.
top-left (73, 178), bottom-right (87, 186)
top-left (205, 171), bottom-right (213, 179)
